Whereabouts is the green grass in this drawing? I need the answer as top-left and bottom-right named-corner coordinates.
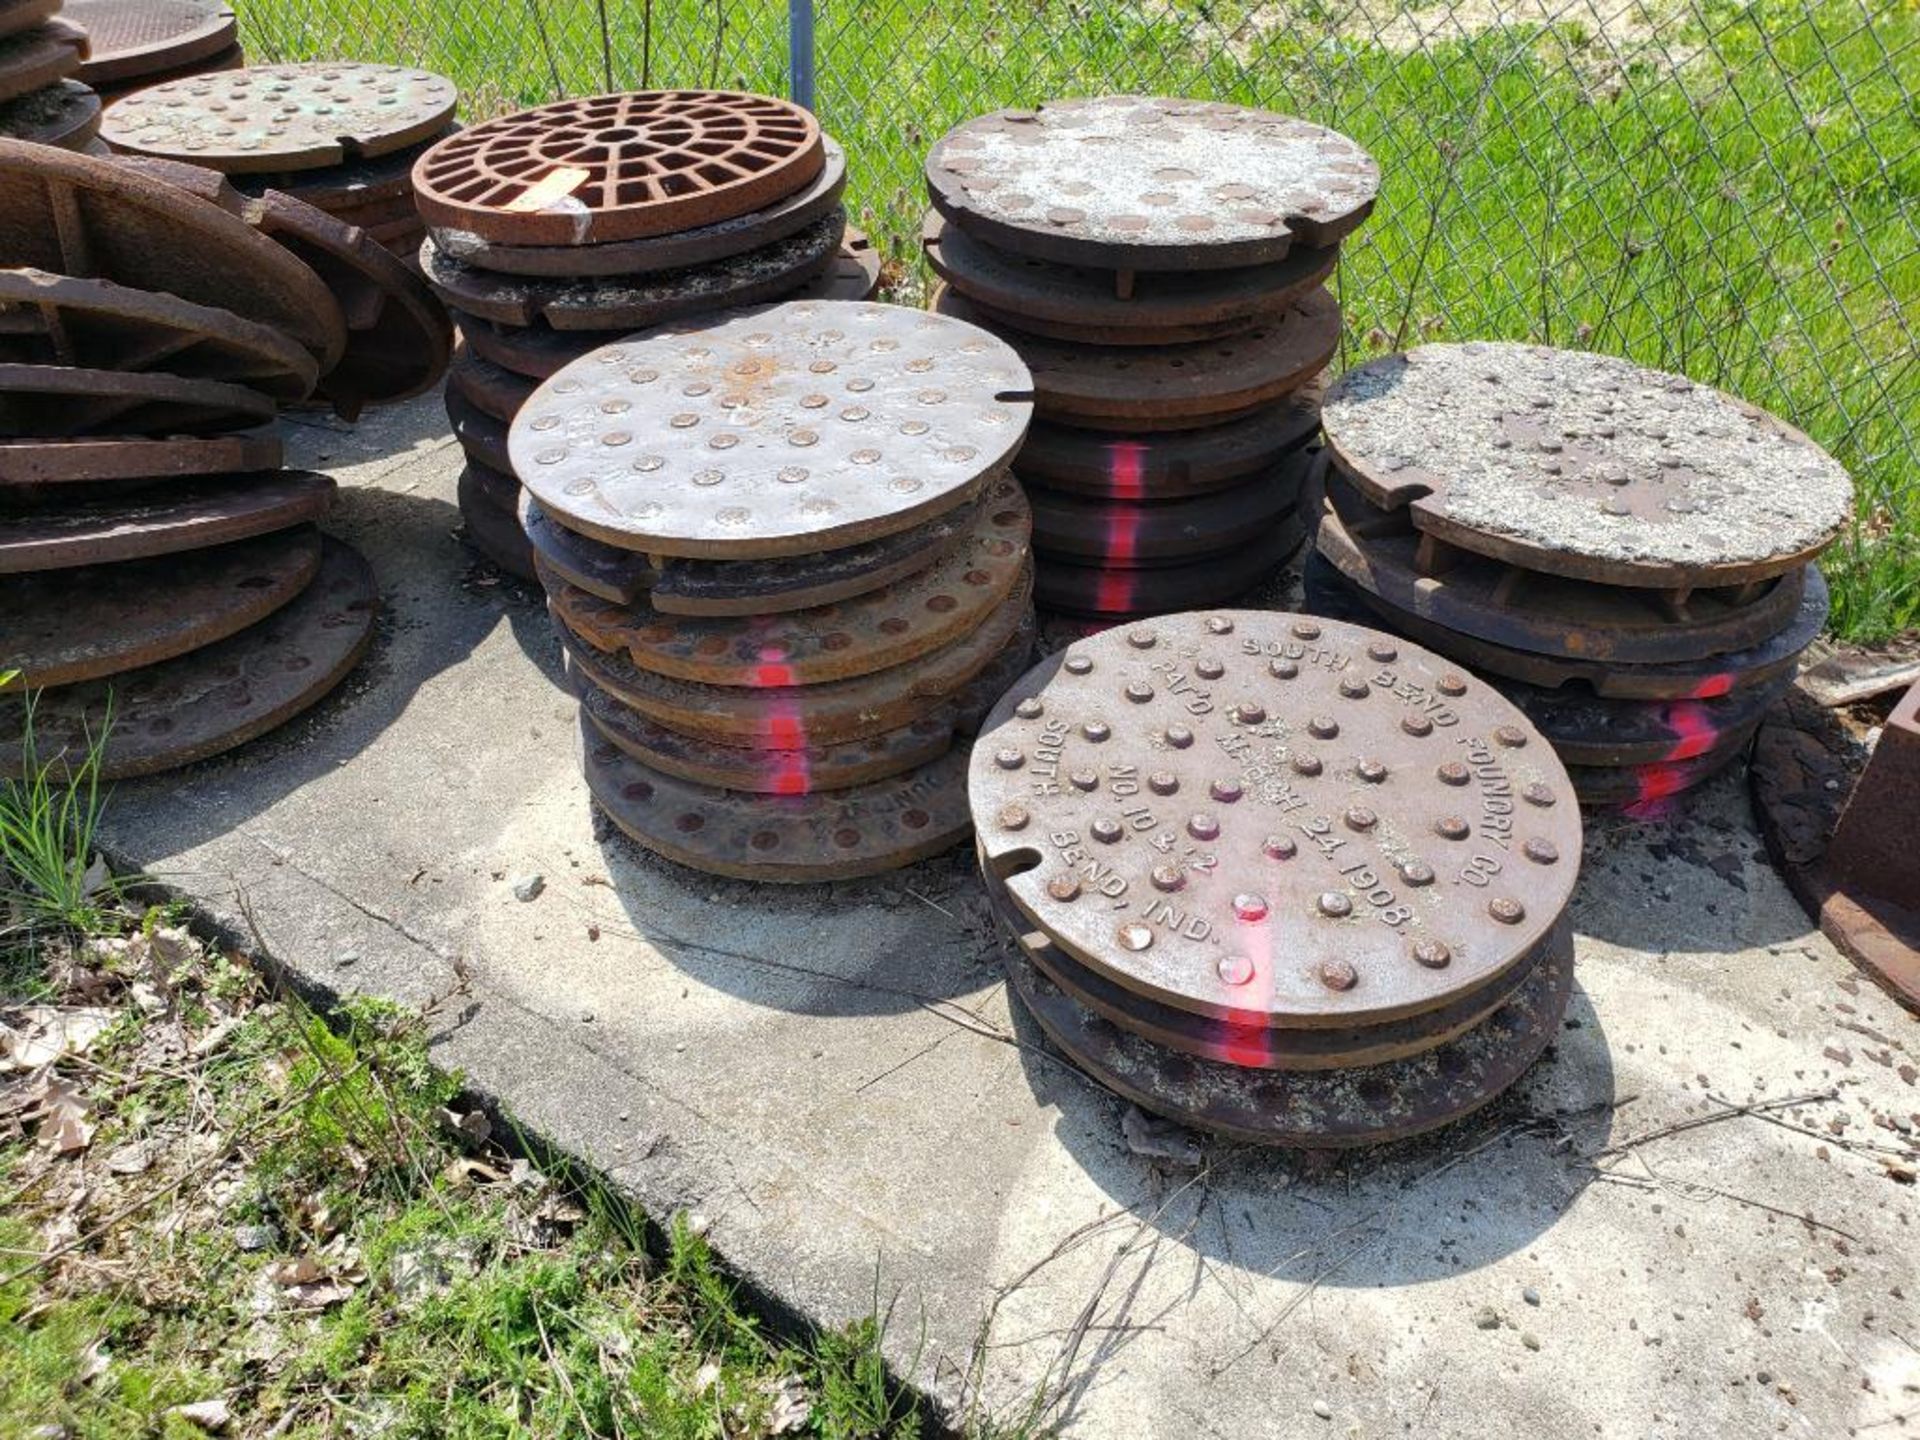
top-left (0, 690), bottom-right (116, 939)
top-left (238, 0), bottom-right (1920, 641)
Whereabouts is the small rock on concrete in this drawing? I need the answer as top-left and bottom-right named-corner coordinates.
top-left (1473, 1304), bottom-right (1502, 1330)
top-left (511, 873), bottom-right (545, 902)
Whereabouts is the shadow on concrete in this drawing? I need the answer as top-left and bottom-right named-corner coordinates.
top-left (109, 472), bottom-right (561, 856)
top-left (1568, 764), bottom-right (1813, 955)
top-left (591, 829), bottom-right (1012, 1018)
top-left (1004, 963), bottom-right (1616, 1289)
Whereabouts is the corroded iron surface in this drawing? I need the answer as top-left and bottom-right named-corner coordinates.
top-left (0, 18), bottom-right (86, 104)
top-left (0, 363), bottom-right (276, 437)
top-left (927, 96), bottom-right (1377, 271)
top-left (0, 426), bottom-right (282, 487)
top-left (557, 569), bottom-right (1034, 745)
top-left (1315, 466), bottom-right (1810, 664)
top-left (1565, 745), bottom-right (1753, 810)
top-left (455, 463), bottom-right (533, 580)
top-left (0, 78), bottom-right (99, 149)
top-left (936, 285), bottom-right (1337, 429)
top-left (102, 62), bottom-right (456, 172)
top-left (583, 714), bottom-right (972, 881)
top-left (969, 612), bottom-right (1583, 1030)
top-left (1304, 548), bottom-right (1828, 702)
top-left (1016, 385), bottom-right (1321, 498)
top-left (447, 346), bottom-right (536, 423)
top-left (984, 864), bottom-right (1552, 1072)
top-left (66, 0), bottom-right (236, 86)
top-left (430, 139), bottom-right (848, 277)
top-left (1032, 513), bottom-right (1305, 618)
top-left (1001, 913), bottom-right (1573, 1147)
top-left (0, 0), bottom-right (58, 42)
top-left (1028, 449), bottom-right (1310, 564)
top-left (420, 211), bottom-right (841, 330)
top-left (543, 476), bottom-right (1029, 684)
top-left (3, 526), bottom-right (320, 688)
top-left (412, 91), bottom-right (823, 247)
top-left (0, 536), bottom-right (376, 779)
top-left (1321, 343), bottom-right (1853, 588)
top-left (1502, 667), bottom-right (1796, 767)
top-left (512, 299), bottom-right (1033, 558)
top-left (924, 210), bottom-right (1338, 344)
top-left (0, 470), bottom-right (333, 572)
top-left (0, 266), bottom-right (316, 399)
top-left (0, 138), bottom-right (346, 367)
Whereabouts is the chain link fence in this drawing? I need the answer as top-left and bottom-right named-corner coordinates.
top-left (235, 0), bottom-right (1919, 640)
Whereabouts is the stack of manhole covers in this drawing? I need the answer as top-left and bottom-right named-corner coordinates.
top-left (65, 0), bottom-right (241, 108)
top-left (508, 298), bottom-right (1039, 882)
top-left (0, 138), bottom-right (417, 776)
top-left (99, 61), bottom-right (458, 265)
top-left (1308, 342), bottom-right (1853, 814)
top-left (969, 610), bottom-right (1583, 1147)
top-left (923, 96), bottom-right (1378, 622)
top-left (0, 0), bottom-right (95, 152)
top-left (409, 89), bottom-right (882, 580)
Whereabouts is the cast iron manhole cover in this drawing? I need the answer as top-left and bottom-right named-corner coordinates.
top-left (412, 90), bottom-right (823, 247)
top-left (67, 0), bottom-right (234, 85)
top-left (430, 138), bottom-right (848, 278)
top-left (0, 139), bottom-right (346, 368)
top-left (1033, 514), bottom-right (1304, 618)
top-left (4, 526), bottom-right (320, 687)
top-left (1320, 342), bottom-right (1854, 588)
top-left (1000, 904), bottom-right (1573, 1146)
top-left (511, 299), bottom-right (1034, 558)
top-left (1028, 449), bottom-right (1310, 564)
top-left (544, 477), bottom-right (1029, 684)
top-left (102, 62), bottom-right (457, 173)
top-left (1315, 465), bottom-right (1810, 664)
top-left (66, 0), bottom-right (236, 86)
top-left (0, 363), bottom-right (276, 437)
top-left (924, 211), bottom-right (1338, 345)
top-left (0, 266), bottom-right (316, 398)
top-left (558, 572), bottom-right (1033, 746)
top-left (1501, 666), bottom-right (1796, 766)
top-left (0, 537), bottom-right (376, 780)
top-left (457, 464), bottom-right (534, 579)
top-left (969, 611), bottom-right (1583, 1030)
top-left (583, 715), bottom-right (973, 881)
top-left (1304, 548), bottom-right (1828, 702)
top-left (0, 19), bottom-right (86, 105)
top-left (0, 426), bottom-right (281, 487)
top-left (0, 469), bottom-right (333, 571)
top-left (1016, 384), bottom-right (1321, 498)
top-left (448, 347), bottom-right (535, 422)
top-left (0, 0), bottom-right (59, 42)
top-left (926, 96), bottom-right (1377, 271)
top-left (936, 285), bottom-right (1337, 429)
top-left (0, 78), bottom-right (99, 150)
top-left (419, 211), bottom-right (841, 330)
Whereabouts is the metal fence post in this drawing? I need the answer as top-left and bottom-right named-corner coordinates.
top-left (788, 0), bottom-right (815, 111)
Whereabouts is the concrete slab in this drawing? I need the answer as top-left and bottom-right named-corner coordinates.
top-left (97, 394), bottom-right (1920, 1439)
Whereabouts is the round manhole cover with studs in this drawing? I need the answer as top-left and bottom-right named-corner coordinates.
top-left (102, 63), bottom-right (458, 174)
top-left (969, 611), bottom-right (1583, 1031)
top-left (926, 96), bottom-right (1378, 272)
top-left (1321, 342), bottom-right (1854, 589)
top-left (511, 300), bottom-right (1035, 559)
top-left (411, 90), bottom-right (823, 247)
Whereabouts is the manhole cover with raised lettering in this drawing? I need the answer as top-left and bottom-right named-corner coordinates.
top-left (969, 610), bottom-right (1583, 1032)
top-left (511, 299), bottom-right (1033, 559)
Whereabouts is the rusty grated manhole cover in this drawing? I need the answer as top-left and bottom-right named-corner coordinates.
top-left (412, 90), bottom-right (823, 248)
top-left (512, 299), bottom-right (1034, 559)
top-left (926, 96), bottom-right (1377, 272)
top-left (1320, 342), bottom-right (1854, 589)
top-left (4, 526), bottom-right (321, 688)
top-left (431, 138), bottom-right (848, 278)
top-left (969, 611), bottom-right (1583, 1031)
top-left (102, 62), bottom-right (456, 173)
